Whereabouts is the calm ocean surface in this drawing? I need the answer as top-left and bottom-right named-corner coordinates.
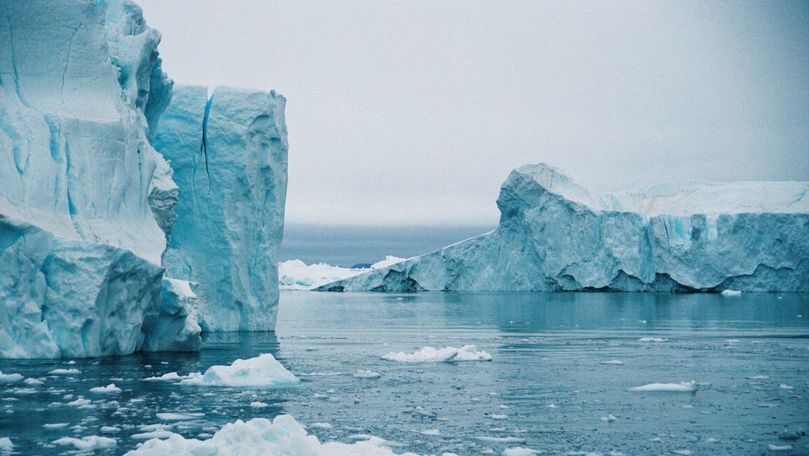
top-left (1, 291), bottom-right (807, 454)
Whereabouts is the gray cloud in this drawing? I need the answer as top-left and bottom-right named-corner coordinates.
top-left (138, 0), bottom-right (809, 225)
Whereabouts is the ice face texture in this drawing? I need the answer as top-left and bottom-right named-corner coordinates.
top-left (0, 0), bottom-right (187, 358)
top-left (319, 163), bottom-right (809, 293)
top-left (154, 85), bottom-right (288, 331)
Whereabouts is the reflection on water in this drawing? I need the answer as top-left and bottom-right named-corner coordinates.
top-left (1, 292), bottom-right (808, 455)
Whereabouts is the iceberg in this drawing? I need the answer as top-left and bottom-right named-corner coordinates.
top-left (180, 353), bottom-right (299, 388)
top-left (0, 0), bottom-right (179, 358)
top-left (154, 85), bottom-right (288, 331)
top-left (319, 163), bottom-right (809, 292)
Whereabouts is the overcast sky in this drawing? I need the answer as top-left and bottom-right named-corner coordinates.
top-left (138, 0), bottom-right (809, 226)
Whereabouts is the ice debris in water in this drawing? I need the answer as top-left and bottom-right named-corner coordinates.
top-left (125, 415), bottom-right (417, 455)
top-left (600, 360), bottom-right (624, 365)
top-left (157, 413), bottom-right (203, 421)
top-left (0, 372), bottom-right (23, 384)
top-left (143, 372), bottom-right (195, 382)
top-left (637, 337), bottom-right (667, 342)
top-left (721, 289), bottom-right (742, 296)
top-left (0, 438), bottom-right (12, 453)
top-left (49, 368), bottom-right (81, 375)
top-left (353, 369), bottom-right (382, 378)
top-left (180, 353), bottom-right (299, 387)
top-left (503, 448), bottom-right (541, 456)
top-left (89, 384), bottom-right (121, 394)
top-left (382, 345), bottom-right (492, 362)
top-left (250, 401), bottom-right (270, 408)
top-left (629, 381), bottom-right (697, 392)
top-left (52, 435), bottom-right (117, 451)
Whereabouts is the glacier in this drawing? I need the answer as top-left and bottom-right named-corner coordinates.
top-left (0, 0), bottom-right (287, 357)
top-left (154, 85), bottom-right (288, 331)
top-left (319, 163), bottom-right (809, 293)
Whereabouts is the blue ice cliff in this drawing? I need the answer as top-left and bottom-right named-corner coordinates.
top-left (154, 86), bottom-right (288, 331)
top-left (319, 163), bottom-right (809, 293)
top-left (0, 1), bottom-right (287, 357)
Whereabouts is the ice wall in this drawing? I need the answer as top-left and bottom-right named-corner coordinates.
top-left (155, 85), bottom-right (288, 331)
top-left (320, 164), bottom-right (809, 293)
top-left (0, 0), bottom-right (187, 358)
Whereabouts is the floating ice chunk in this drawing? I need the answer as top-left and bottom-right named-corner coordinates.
top-left (24, 378), bottom-right (43, 386)
top-left (421, 429), bottom-right (440, 436)
top-left (52, 435), bottom-right (117, 451)
top-left (44, 423), bottom-right (70, 429)
top-left (89, 384), bottom-right (121, 394)
top-left (382, 345), bottom-right (492, 363)
top-left (637, 337), bottom-right (667, 342)
top-left (629, 381), bottom-right (697, 392)
top-left (767, 445), bottom-right (792, 452)
top-left (746, 375), bottom-right (769, 380)
top-left (503, 448), bottom-right (541, 456)
top-left (250, 401), bottom-right (270, 408)
top-left (476, 436), bottom-right (527, 444)
top-left (600, 360), bottom-right (624, 365)
top-left (673, 450), bottom-right (692, 456)
top-left (0, 372), bottom-right (23, 384)
top-left (353, 369), bottom-right (382, 378)
top-left (180, 354), bottom-right (299, 388)
top-left (601, 414), bottom-right (617, 422)
top-left (143, 372), bottom-right (196, 382)
top-left (101, 426), bottom-right (120, 433)
top-left (66, 398), bottom-right (93, 408)
top-left (778, 384), bottom-right (793, 390)
top-left (157, 413), bottom-right (203, 421)
top-left (124, 415), bottom-right (417, 455)
top-left (49, 369), bottom-right (81, 375)
top-left (490, 414), bottom-right (508, 420)
top-left (721, 290), bottom-right (742, 296)
top-left (0, 438), bottom-right (12, 452)
top-left (131, 430), bottom-right (175, 441)
top-left (309, 422), bottom-right (333, 430)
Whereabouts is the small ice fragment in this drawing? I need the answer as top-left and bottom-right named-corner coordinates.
top-left (157, 412), bottom-right (202, 421)
top-left (43, 423), bottom-right (69, 429)
top-left (673, 450), bottom-right (692, 456)
top-left (601, 414), bottom-right (617, 422)
top-left (503, 448), bottom-right (540, 456)
top-left (52, 436), bottom-right (116, 450)
top-left (89, 384), bottom-right (121, 394)
top-left (309, 422), bottom-right (332, 430)
top-left (421, 429), bottom-right (440, 436)
top-left (629, 381), bottom-right (697, 392)
top-left (250, 401), bottom-right (269, 408)
top-left (143, 372), bottom-right (193, 382)
top-left (638, 337), bottom-right (667, 342)
top-left (0, 372), bottom-right (24, 384)
top-left (721, 289), bottom-right (742, 296)
top-left (353, 369), bottom-right (381, 378)
top-left (0, 438), bottom-right (12, 452)
top-left (778, 384), bottom-right (793, 390)
top-left (24, 378), bottom-right (43, 386)
top-left (100, 426), bottom-right (120, 433)
top-left (600, 360), bottom-right (624, 365)
top-left (746, 375), bottom-right (769, 380)
top-left (180, 354), bottom-right (299, 388)
top-left (49, 369), bottom-right (80, 375)
top-left (382, 345), bottom-right (491, 362)
top-left (66, 398), bottom-right (93, 408)
top-left (490, 414), bottom-right (508, 420)
top-left (768, 444), bottom-right (793, 452)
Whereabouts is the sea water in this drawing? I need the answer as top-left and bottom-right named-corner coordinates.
top-left (1, 292), bottom-right (807, 454)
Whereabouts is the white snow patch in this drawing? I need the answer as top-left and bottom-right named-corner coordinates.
top-left (180, 354), bottom-right (299, 388)
top-left (124, 415), bottom-right (416, 455)
top-left (629, 381), bottom-right (697, 392)
top-left (382, 345), bottom-right (492, 363)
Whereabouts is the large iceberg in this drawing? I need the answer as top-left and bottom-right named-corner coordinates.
top-left (0, 0), bottom-right (181, 358)
top-left (0, 0), bottom-right (287, 357)
top-left (154, 85), bottom-right (288, 331)
top-left (319, 163), bottom-right (809, 292)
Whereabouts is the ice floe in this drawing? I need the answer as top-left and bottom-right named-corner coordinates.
top-left (143, 372), bottom-right (195, 382)
top-left (89, 384), bottom-right (122, 394)
top-left (637, 337), bottom-right (667, 342)
top-left (49, 368), bottom-right (81, 375)
top-left (629, 381), bottom-right (697, 392)
top-left (0, 372), bottom-right (23, 384)
top-left (125, 414), bottom-right (416, 455)
top-left (503, 448), bottom-right (541, 456)
top-left (0, 438), bottom-right (12, 453)
top-left (52, 435), bottom-right (117, 451)
top-left (180, 354), bottom-right (299, 387)
top-left (382, 345), bottom-right (492, 362)
top-left (721, 289), bottom-right (742, 296)
top-left (354, 369), bottom-right (382, 378)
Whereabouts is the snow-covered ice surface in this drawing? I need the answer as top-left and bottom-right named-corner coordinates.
top-left (280, 256), bottom-right (406, 290)
top-left (319, 163), bottom-right (809, 292)
top-left (2, 291), bottom-right (807, 455)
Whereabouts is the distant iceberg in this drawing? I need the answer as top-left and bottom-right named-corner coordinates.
top-left (319, 163), bottom-right (809, 293)
top-left (280, 256), bottom-right (406, 290)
